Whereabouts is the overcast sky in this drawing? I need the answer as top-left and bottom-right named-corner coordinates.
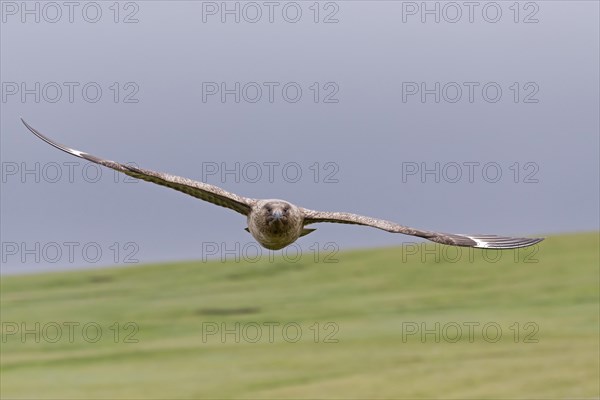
top-left (1, 1), bottom-right (598, 274)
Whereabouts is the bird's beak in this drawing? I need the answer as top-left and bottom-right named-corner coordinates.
top-left (271, 209), bottom-right (283, 221)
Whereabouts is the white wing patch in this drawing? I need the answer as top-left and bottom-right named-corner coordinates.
top-left (69, 149), bottom-right (87, 157)
top-left (466, 236), bottom-right (491, 248)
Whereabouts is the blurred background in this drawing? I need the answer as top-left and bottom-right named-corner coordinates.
top-left (1, 1), bottom-right (598, 273)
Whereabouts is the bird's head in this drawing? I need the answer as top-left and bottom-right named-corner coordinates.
top-left (260, 200), bottom-right (293, 226)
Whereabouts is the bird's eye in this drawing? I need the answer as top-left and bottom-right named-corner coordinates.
top-left (265, 206), bottom-right (272, 212)
top-left (284, 205), bottom-right (290, 212)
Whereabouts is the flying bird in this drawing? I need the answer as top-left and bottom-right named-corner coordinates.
top-left (21, 119), bottom-right (543, 251)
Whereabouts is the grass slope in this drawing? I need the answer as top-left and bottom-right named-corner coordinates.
top-left (1, 232), bottom-right (599, 399)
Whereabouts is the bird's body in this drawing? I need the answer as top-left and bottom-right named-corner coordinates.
top-left (21, 119), bottom-right (544, 251)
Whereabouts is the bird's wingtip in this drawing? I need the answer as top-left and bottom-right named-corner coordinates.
top-left (20, 118), bottom-right (42, 139)
top-left (20, 117), bottom-right (34, 131)
top-left (464, 234), bottom-right (545, 249)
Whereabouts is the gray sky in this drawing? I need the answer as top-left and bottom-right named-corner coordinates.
top-left (1, 1), bottom-right (599, 274)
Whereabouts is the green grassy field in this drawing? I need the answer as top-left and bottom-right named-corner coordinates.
top-left (1, 232), bottom-right (599, 399)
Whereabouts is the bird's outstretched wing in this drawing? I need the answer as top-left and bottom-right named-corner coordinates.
top-left (301, 209), bottom-right (543, 249)
top-left (21, 119), bottom-right (256, 216)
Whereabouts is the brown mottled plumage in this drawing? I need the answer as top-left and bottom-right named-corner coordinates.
top-left (21, 119), bottom-right (544, 251)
